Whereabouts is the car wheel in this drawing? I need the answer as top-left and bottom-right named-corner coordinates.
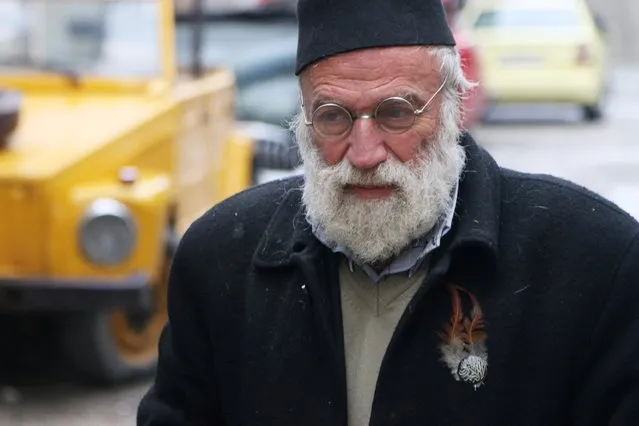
top-left (59, 228), bottom-right (177, 384)
top-left (583, 104), bottom-right (603, 122)
top-left (252, 137), bottom-right (300, 171)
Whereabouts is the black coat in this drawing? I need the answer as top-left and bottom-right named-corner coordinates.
top-left (137, 133), bottom-right (639, 426)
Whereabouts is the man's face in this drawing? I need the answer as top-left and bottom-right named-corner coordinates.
top-left (293, 46), bottom-right (466, 265)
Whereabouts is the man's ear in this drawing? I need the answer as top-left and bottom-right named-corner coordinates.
top-left (456, 84), bottom-right (470, 130)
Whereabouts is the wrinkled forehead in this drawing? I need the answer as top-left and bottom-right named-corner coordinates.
top-left (299, 46), bottom-right (443, 105)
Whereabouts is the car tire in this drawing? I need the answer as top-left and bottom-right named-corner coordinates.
top-left (59, 228), bottom-right (177, 385)
top-left (583, 104), bottom-right (603, 122)
top-left (252, 137), bottom-right (300, 171)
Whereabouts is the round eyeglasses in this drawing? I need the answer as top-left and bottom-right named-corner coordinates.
top-left (302, 77), bottom-right (447, 140)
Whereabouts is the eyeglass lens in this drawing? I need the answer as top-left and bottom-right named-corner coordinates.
top-left (312, 97), bottom-right (418, 138)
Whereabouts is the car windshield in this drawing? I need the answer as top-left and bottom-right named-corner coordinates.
top-left (0, 0), bottom-right (162, 78)
top-left (474, 9), bottom-right (581, 28)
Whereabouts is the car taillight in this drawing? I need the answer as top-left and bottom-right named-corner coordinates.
top-left (576, 44), bottom-right (592, 65)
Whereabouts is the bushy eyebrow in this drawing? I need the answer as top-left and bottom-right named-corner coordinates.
top-left (310, 96), bottom-right (342, 111)
top-left (399, 92), bottom-right (423, 105)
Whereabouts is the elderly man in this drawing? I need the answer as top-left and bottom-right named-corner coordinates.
top-left (137, 0), bottom-right (639, 424)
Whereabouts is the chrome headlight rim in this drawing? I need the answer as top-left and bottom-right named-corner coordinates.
top-left (78, 197), bottom-right (138, 266)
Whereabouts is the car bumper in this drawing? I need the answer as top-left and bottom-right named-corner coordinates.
top-left (483, 67), bottom-right (604, 104)
top-left (0, 274), bottom-right (153, 312)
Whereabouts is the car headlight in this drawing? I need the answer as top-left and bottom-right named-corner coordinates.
top-left (78, 198), bottom-right (137, 266)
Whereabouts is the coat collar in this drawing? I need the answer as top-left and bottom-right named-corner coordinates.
top-left (253, 132), bottom-right (501, 270)
top-left (443, 132), bottom-right (501, 259)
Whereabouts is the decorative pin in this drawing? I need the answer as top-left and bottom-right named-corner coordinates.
top-left (437, 283), bottom-right (488, 390)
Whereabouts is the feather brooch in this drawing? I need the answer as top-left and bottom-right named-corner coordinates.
top-left (437, 283), bottom-right (488, 390)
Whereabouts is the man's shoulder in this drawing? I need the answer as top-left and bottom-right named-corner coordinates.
top-left (177, 175), bottom-right (305, 257)
top-left (500, 167), bottom-right (639, 235)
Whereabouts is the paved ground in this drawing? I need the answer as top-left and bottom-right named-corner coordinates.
top-left (1, 2), bottom-right (639, 424)
top-left (474, 63), bottom-right (639, 220)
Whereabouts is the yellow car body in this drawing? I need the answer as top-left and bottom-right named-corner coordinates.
top-left (458, 0), bottom-right (609, 118)
top-left (0, 0), bottom-right (255, 382)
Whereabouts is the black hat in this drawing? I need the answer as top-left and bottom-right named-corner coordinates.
top-left (295, 0), bottom-right (457, 75)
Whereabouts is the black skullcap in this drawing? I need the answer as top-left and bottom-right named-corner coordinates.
top-left (295, 0), bottom-right (456, 75)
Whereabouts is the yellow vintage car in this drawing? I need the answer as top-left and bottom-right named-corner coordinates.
top-left (0, 0), bottom-right (268, 383)
top-left (457, 0), bottom-right (609, 121)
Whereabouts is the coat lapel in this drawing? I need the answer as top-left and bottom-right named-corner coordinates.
top-left (248, 186), bottom-right (348, 425)
top-left (370, 133), bottom-right (503, 424)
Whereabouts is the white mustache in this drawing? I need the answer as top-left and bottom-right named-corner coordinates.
top-left (323, 158), bottom-right (417, 189)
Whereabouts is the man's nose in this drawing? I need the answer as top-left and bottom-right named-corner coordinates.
top-left (345, 118), bottom-right (388, 169)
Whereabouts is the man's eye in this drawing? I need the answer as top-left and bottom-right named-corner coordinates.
top-left (324, 112), bottom-right (344, 121)
top-left (385, 108), bottom-right (412, 118)
top-left (317, 107), bottom-right (349, 123)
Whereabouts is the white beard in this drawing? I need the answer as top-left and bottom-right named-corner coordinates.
top-left (292, 100), bottom-right (467, 266)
